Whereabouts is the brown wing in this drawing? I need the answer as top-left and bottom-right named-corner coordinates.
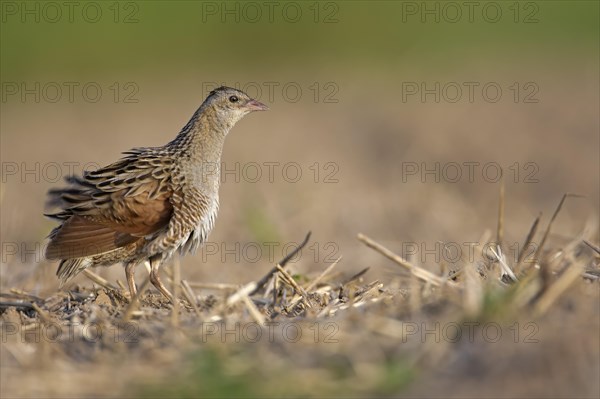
top-left (45, 152), bottom-right (174, 260)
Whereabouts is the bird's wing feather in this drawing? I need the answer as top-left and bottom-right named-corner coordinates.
top-left (45, 216), bottom-right (140, 259)
top-left (45, 153), bottom-right (174, 260)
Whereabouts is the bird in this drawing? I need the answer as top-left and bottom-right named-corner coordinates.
top-left (44, 86), bottom-right (268, 301)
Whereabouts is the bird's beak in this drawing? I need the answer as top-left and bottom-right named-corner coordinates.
top-left (245, 99), bottom-right (269, 112)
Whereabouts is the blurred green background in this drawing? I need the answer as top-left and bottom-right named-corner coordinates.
top-left (1, 1), bottom-right (598, 79)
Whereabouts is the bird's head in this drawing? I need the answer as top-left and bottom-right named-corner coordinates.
top-left (203, 86), bottom-right (268, 128)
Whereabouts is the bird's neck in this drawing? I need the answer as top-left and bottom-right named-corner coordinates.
top-left (170, 106), bottom-right (231, 162)
top-left (168, 106), bottom-right (232, 191)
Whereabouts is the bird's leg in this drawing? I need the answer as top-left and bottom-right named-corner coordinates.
top-left (149, 257), bottom-right (173, 303)
top-left (124, 261), bottom-right (138, 299)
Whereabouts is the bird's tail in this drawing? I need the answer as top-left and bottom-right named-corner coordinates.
top-left (57, 257), bottom-right (92, 287)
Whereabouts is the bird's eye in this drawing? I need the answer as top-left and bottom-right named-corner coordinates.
top-left (229, 95), bottom-right (239, 103)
